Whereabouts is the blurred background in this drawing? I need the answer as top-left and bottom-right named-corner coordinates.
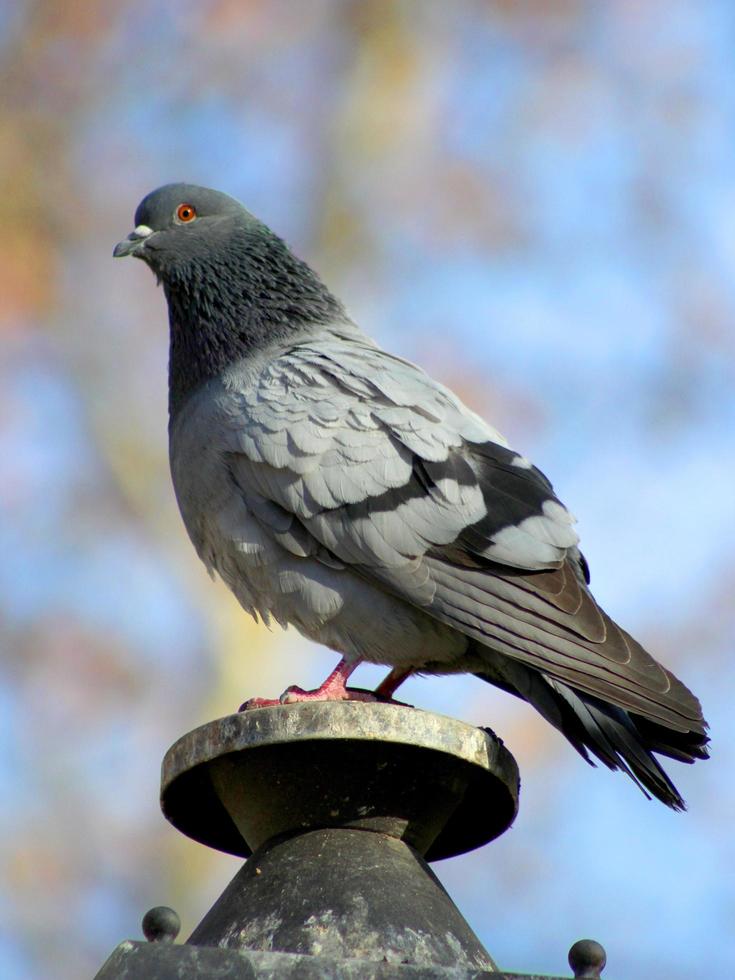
top-left (1, 1), bottom-right (733, 977)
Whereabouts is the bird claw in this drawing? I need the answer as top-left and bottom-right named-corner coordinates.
top-left (239, 686), bottom-right (410, 712)
top-left (238, 659), bottom-right (413, 712)
top-left (280, 683), bottom-right (382, 704)
top-left (239, 686), bottom-right (379, 711)
top-left (239, 695), bottom-right (283, 710)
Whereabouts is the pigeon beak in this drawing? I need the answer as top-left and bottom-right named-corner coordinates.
top-left (113, 224), bottom-right (154, 258)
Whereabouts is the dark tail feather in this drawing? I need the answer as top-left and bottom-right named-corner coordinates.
top-left (475, 664), bottom-right (709, 810)
top-left (544, 677), bottom-right (692, 809)
top-left (630, 714), bottom-right (710, 764)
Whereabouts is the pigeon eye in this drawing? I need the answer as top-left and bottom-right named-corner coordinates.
top-left (176, 204), bottom-right (197, 223)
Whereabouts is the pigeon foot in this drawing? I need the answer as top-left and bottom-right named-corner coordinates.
top-left (240, 656), bottom-right (361, 711)
top-left (239, 659), bottom-right (414, 711)
top-left (240, 686), bottom-right (381, 710)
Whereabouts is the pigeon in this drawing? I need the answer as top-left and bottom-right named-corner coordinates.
top-left (114, 182), bottom-right (708, 808)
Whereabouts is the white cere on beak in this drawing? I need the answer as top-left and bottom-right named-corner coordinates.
top-left (133, 224), bottom-right (153, 238)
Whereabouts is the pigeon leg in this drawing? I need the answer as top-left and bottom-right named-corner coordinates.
top-left (241, 657), bottom-right (375, 710)
top-left (374, 666), bottom-right (413, 699)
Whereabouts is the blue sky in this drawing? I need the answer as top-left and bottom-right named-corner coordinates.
top-left (1, 3), bottom-right (733, 977)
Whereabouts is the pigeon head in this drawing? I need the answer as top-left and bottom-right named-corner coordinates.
top-left (113, 183), bottom-right (247, 265)
top-left (114, 183), bottom-right (345, 414)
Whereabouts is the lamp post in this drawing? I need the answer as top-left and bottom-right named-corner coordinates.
top-left (95, 702), bottom-right (606, 978)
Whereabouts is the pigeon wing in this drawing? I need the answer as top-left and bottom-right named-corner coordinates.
top-left (224, 336), bottom-right (705, 739)
top-left (227, 337), bottom-right (575, 567)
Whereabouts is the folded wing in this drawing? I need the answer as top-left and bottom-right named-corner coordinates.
top-left (221, 334), bottom-right (707, 803)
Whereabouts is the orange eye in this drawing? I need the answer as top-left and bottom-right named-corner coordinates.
top-left (176, 203), bottom-right (197, 223)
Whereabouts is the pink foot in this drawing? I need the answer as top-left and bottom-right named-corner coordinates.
top-left (239, 659), bottom-right (414, 711)
top-left (240, 686), bottom-right (379, 710)
top-left (240, 657), bottom-right (364, 711)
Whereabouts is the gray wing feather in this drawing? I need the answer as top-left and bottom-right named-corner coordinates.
top-left (218, 337), bottom-right (705, 734)
top-left (227, 338), bottom-right (571, 567)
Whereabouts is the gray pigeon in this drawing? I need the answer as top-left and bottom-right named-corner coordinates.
top-left (114, 183), bottom-right (708, 808)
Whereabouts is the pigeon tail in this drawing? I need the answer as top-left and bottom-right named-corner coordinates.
top-left (475, 659), bottom-right (709, 810)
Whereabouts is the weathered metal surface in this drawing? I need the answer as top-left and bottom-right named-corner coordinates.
top-left (567, 940), bottom-right (606, 978)
top-left (95, 940), bottom-right (591, 979)
top-left (188, 828), bottom-right (496, 970)
top-left (141, 906), bottom-right (180, 944)
top-left (161, 701), bottom-right (519, 861)
top-left (95, 704), bottom-right (606, 978)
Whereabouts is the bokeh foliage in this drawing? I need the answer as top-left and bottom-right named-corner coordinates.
top-left (1, 2), bottom-right (733, 977)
